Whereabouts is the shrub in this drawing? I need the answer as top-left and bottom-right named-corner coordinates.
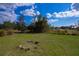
top-left (64, 30), bottom-right (79, 35)
top-left (6, 30), bottom-right (14, 35)
top-left (59, 29), bottom-right (67, 35)
top-left (49, 29), bottom-right (79, 35)
top-left (51, 30), bottom-right (58, 34)
top-left (53, 29), bottom-right (67, 35)
top-left (0, 30), bottom-right (5, 37)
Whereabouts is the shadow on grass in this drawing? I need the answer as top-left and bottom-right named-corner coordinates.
top-left (14, 31), bottom-right (44, 34)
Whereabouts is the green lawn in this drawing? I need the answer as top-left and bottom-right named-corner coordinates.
top-left (0, 33), bottom-right (79, 56)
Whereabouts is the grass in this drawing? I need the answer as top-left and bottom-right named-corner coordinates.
top-left (0, 33), bottom-right (79, 56)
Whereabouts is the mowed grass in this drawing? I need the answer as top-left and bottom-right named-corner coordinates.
top-left (0, 33), bottom-right (79, 56)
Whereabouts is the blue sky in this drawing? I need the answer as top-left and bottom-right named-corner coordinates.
top-left (0, 3), bottom-right (79, 26)
top-left (35, 3), bottom-right (71, 15)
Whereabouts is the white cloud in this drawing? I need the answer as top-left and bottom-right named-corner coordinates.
top-left (53, 3), bottom-right (79, 18)
top-left (0, 3), bottom-right (16, 13)
top-left (15, 3), bottom-right (34, 7)
top-left (46, 3), bottom-right (79, 18)
top-left (20, 9), bottom-right (40, 16)
top-left (46, 13), bottom-right (52, 18)
top-left (71, 3), bottom-right (79, 11)
top-left (20, 9), bottom-right (36, 16)
top-left (0, 4), bottom-right (17, 23)
top-left (19, 3), bottom-right (40, 16)
top-left (0, 11), bottom-right (16, 23)
top-left (36, 11), bottom-right (40, 15)
top-left (0, 3), bottom-right (35, 23)
top-left (52, 9), bottom-right (79, 18)
top-left (48, 19), bottom-right (58, 24)
top-left (15, 3), bottom-right (36, 16)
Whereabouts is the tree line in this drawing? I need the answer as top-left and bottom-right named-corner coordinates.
top-left (0, 15), bottom-right (49, 33)
top-left (0, 14), bottom-right (79, 34)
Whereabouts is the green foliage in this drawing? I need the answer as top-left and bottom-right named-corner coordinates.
top-left (0, 30), bottom-right (5, 37)
top-left (28, 15), bottom-right (49, 33)
top-left (3, 21), bottom-right (15, 30)
top-left (56, 29), bottom-right (67, 35)
top-left (6, 30), bottom-right (14, 35)
top-left (0, 29), bottom-right (14, 37)
top-left (76, 27), bottom-right (79, 31)
top-left (0, 24), bottom-right (4, 29)
top-left (16, 22), bottom-right (26, 32)
top-left (16, 16), bottom-right (26, 32)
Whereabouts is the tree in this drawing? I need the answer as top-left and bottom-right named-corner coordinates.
top-left (3, 21), bottom-right (14, 30)
top-left (28, 15), bottom-right (49, 33)
top-left (0, 24), bottom-right (4, 29)
top-left (16, 15), bottom-right (26, 32)
top-left (76, 20), bottom-right (79, 31)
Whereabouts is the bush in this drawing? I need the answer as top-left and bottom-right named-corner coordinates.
top-left (66, 30), bottom-right (79, 35)
top-left (52, 29), bottom-right (79, 35)
top-left (51, 30), bottom-right (58, 34)
top-left (0, 30), bottom-right (5, 37)
top-left (51, 29), bottom-right (67, 35)
top-left (6, 30), bottom-right (14, 35)
top-left (61, 30), bottom-right (67, 35)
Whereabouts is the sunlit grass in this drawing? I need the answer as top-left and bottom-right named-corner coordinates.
top-left (0, 33), bottom-right (79, 56)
